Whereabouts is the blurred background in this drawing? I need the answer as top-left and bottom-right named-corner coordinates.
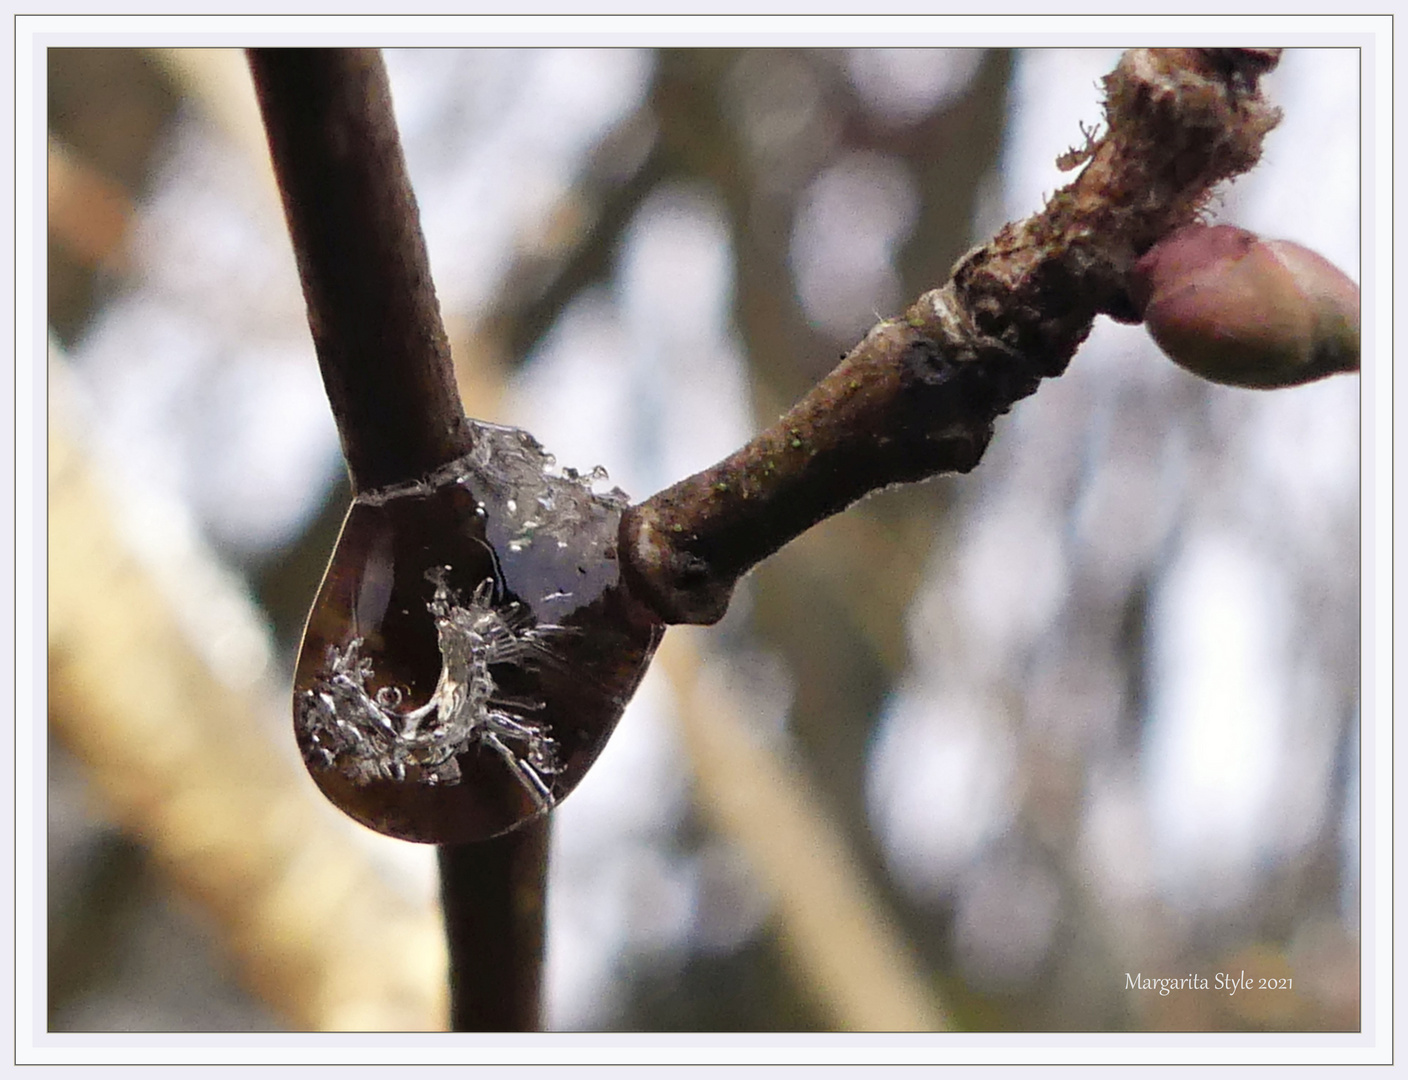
top-left (45, 47), bottom-right (1361, 1033)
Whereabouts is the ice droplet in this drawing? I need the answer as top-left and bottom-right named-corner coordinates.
top-left (294, 421), bottom-right (663, 844)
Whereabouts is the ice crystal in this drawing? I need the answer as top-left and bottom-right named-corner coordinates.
top-left (293, 417), bottom-right (662, 842)
top-left (297, 567), bottom-right (564, 808)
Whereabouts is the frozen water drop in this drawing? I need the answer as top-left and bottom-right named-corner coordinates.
top-left (293, 420), bottom-right (664, 844)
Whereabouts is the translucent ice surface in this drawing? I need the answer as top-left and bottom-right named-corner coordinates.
top-left (294, 421), bottom-right (663, 844)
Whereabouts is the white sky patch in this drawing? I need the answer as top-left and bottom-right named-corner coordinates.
top-left (845, 48), bottom-right (985, 127)
top-left (867, 683), bottom-right (1018, 898)
top-left (1143, 531), bottom-right (1289, 910)
top-left (506, 183), bottom-right (754, 499)
top-left (387, 48), bottom-right (654, 323)
top-left (949, 493), bottom-right (1070, 666)
top-left (503, 290), bottom-right (638, 490)
top-left (616, 184), bottom-right (756, 492)
top-left (790, 150), bottom-right (919, 343)
top-left (69, 110), bottom-right (343, 560)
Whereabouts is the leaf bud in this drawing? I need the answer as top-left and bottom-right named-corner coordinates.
top-left (1128, 224), bottom-right (1359, 389)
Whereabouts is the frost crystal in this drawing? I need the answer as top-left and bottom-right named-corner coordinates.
top-left (458, 422), bottom-right (628, 556)
top-left (297, 567), bottom-right (564, 808)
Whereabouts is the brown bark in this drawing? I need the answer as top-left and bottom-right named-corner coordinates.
top-left (620, 48), bottom-right (1283, 626)
top-left (249, 47), bottom-right (547, 1032)
top-left (248, 48), bottom-right (472, 493)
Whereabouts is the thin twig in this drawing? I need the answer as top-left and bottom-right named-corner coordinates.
top-left (438, 822), bottom-right (550, 1032)
top-left (620, 47), bottom-right (1283, 626)
top-left (248, 46), bottom-right (548, 1032)
top-left (247, 48), bottom-right (471, 493)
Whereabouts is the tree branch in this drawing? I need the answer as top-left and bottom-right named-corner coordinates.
top-left (247, 48), bottom-right (471, 493)
top-left (249, 47), bottom-right (547, 1033)
top-left (437, 820), bottom-right (549, 1032)
top-left (620, 47), bottom-right (1284, 626)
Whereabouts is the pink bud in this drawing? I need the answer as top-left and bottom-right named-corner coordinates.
top-left (1129, 224), bottom-right (1359, 389)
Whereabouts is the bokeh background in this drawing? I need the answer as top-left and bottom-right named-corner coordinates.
top-left (46, 46), bottom-right (1361, 1033)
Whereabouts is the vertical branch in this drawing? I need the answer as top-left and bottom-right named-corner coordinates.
top-left (438, 821), bottom-right (550, 1032)
top-left (248, 47), bottom-right (546, 1032)
top-left (247, 48), bottom-right (471, 493)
